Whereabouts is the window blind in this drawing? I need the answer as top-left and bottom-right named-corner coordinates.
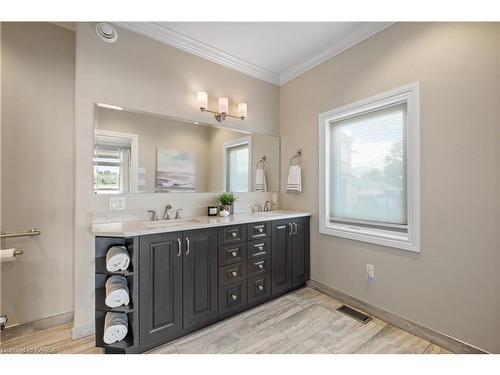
top-left (226, 143), bottom-right (249, 192)
top-left (329, 102), bottom-right (407, 227)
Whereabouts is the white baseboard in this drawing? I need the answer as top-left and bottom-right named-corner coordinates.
top-left (72, 321), bottom-right (95, 340)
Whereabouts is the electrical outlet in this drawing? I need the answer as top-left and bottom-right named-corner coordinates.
top-left (366, 264), bottom-right (375, 282)
top-left (109, 197), bottom-right (126, 210)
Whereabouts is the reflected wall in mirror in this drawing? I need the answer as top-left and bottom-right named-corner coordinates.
top-left (93, 105), bottom-right (280, 194)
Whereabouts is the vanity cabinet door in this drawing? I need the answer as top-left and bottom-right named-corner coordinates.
top-left (182, 228), bottom-right (218, 331)
top-left (271, 219), bottom-right (293, 296)
top-left (139, 232), bottom-right (183, 350)
top-left (291, 217), bottom-right (310, 288)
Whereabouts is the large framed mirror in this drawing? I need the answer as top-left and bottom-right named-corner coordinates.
top-left (93, 104), bottom-right (280, 194)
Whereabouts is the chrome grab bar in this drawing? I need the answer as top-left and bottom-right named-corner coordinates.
top-left (0, 228), bottom-right (41, 239)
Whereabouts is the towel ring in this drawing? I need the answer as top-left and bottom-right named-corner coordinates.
top-left (290, 149), bottom-right (302, 165)
top-left (257, 155), bottom-right (266, 169)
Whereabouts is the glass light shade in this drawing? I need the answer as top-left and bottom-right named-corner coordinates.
top-left (238, 103), bottom-right (247, 119)
top-left (219, 97), bottom-right (229, 114)
top-left (197, 91), bottom-right (208, 109)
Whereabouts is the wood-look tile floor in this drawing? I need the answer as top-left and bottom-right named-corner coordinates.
top-left (0, 288), bottom-right (451, 354)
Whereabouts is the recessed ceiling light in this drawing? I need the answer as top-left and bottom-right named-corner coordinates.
top-left (97, 103), bottom-right (123, 111)
top-left (95, 23), bottom-right (118, 43)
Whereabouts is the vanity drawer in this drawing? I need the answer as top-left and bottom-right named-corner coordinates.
top-left (218, 281), bottom-right (247, 316)
top-left (219, 225), bottom-right (247, 245)
top-left (218, 243), bottom-right (247, 266)
top-left (247, 255), bottom-right (271, 277)
top-left (247, 222), bottom-right (271, 240)
top-left (247, 275), bottom-right (271, 305)
top-left (247, 238), bottom-right (271, 259)
top-left (218, 262), bottom-right (247, 286)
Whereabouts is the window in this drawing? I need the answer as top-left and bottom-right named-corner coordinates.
top-left (93, 130), bottom-right (138, 194)
top-left (319, 83), bottom-right (420, 252)
top-left (223, 136), bottom-right (251, 193)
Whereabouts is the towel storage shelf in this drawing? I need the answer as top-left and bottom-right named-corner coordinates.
top-left (95, 237), bottom-right (139, 353)
top-left (95, 257), bottom-right (133, 276)
top-left (95, 288), bottom-right (134, 313)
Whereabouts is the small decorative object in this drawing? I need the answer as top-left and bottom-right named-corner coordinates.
top-left (219, 209), bottom-right (230, 217)
top-left (207, 206), bottom-right (218, 216)
top-left (217, 192), bottom-right (237, 216)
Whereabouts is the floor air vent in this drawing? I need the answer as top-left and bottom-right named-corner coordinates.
top-left (337, 305), bottom-right (372, 324)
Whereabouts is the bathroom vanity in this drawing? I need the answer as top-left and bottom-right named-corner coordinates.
top-left (92, 211), bottom-right (310, 354)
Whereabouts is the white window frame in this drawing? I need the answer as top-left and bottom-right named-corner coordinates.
top-left (318, 82), bottom-right (420, 252)
top-left (222, 136), bottom-right (252, 193)
top-left (94, 129), bottom-right (139, 193)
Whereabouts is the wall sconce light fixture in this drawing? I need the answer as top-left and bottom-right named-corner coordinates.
top-left (197, 91), bottom-right (247, 122)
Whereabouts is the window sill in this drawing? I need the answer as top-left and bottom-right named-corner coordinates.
top-left (320, 223), bottom-right (420, 253)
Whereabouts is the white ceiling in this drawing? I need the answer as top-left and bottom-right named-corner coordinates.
top-left (117, 22), bottom-right (392, 86)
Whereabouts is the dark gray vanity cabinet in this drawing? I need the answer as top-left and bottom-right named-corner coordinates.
top-left (95, 215), bottom-right (309, 354)
top-left (271, 216), bottom-right (310, 296)
top-left (138, 228), bottom-right (217, 351)
top-left (182, 228), bottom-right (218, 330)
top-left (139, 232), bottom-right (183, 350)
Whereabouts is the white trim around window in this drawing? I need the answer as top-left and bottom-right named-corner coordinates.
top-left (318, 82), bottom-right (421, 252)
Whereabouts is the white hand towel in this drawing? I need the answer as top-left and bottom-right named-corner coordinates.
top-left (286, 165), bottom-right (302, 194)
top-left (255, 168), bottom-right (267, 192)
top-left (103, 312), bottom-right (128, 344)
top-left (105, 275), bottom-right (130, 308)
top-left (106, 246), bottom-right (130, 272)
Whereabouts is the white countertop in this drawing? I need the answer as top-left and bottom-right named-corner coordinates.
top-left (91, 211), bottom-right (312, 237)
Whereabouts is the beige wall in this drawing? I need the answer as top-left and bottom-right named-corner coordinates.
top-left (73, 23), bottom-right (280, 336)
top-left (280, 23), bottom-right (500, 352)
top-left (1, 23), bottom-right (75, 325)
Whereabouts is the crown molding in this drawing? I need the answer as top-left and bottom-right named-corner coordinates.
top-left (116, 22), bottom-right (393, 87)
top-left (279, 22), bottom-right (394, 85)
top-left (115, 22), bottom-right (281, 85)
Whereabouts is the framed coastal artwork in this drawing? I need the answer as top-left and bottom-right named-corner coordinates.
top-left (156, 149), bottom-right (196, 192)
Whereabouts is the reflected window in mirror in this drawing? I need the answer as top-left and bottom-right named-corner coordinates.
top-left (93, 129), bottom-right (138, 194)
top-left (224, 137), bottom-right (251, 193)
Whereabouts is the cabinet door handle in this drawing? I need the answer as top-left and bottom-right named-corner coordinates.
top-left (231, 271), bottom-right (238, 277)
top-left (185, 237), bottom-right (190, 255)
top-left (293, 223), bottom-right (298, 235)
top-left (288, 223), bottom-right (293, 236)
top-left (177, 238), bottom-right (182, 257)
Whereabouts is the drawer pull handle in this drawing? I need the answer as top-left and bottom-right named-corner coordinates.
top-left (231, 232), bottom-right (237, 238)
top-left (231, 271), bottom-right (238, 277)
top-left (258, 264), bottom-right (264, 269)
top-left (258, 246), bottom-right (263, 251)
top-left (258, 285), bottom-right (264, 291)
top-left (258, 228), bottom-right (263, 233)
top-left (231, 294), bottom-right (237, 300)
top-left (231, 251), bottom-right (237, 257)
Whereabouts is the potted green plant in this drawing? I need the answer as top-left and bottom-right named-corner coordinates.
top-left (217, 192), bottom-right (238, 216)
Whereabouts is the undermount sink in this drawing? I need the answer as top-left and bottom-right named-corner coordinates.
top-left (142, 218), bottom-right (204, 228)
top-left (253, 211), bottom-right (288, 217)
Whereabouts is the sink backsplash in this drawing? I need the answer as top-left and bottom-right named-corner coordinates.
top-left (92, 192), bottom-right (278, 224)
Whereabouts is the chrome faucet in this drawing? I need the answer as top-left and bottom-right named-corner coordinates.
top-left (147, 210), bottom-right (158, 221)
top-left (253, 204), bottom-right (263, 213)
top-left (175, 208), bottom-right (183, 219)
top-left (163, 204), bottom-right (173, 220)
top-left (263, 200), bottom-right (275, 212)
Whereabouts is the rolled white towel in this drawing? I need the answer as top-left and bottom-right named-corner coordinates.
top-left (106, 246), bottom-right (130, 272)
top-left (105, 275), bottom-right (130, 308)
top-left (103, 312), bottom-right (128, 344)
